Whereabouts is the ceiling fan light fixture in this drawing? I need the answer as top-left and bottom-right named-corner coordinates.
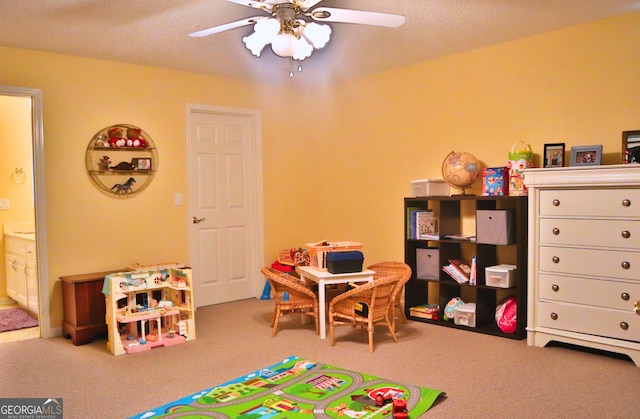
top-left (271, 32), bottom-right (300, 57)
top-left (292, 36), bottom-right (313, 60)
top-left (242, 17), bottom-right (280, 56)
top-left (301, 22), bottom-right (331, 49)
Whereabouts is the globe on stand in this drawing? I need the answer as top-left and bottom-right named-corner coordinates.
top-left (441, 151), bottom-right (481, 195)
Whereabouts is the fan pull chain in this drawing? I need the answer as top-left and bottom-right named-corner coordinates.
top-left (289, 58), bottom-right (303, 78)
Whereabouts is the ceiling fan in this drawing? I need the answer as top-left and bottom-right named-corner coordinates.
top-left (189, 0), bottom-right (406, 68)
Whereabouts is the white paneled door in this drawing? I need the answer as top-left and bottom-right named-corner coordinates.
top-left (187, 105), bottom-right (263, 307)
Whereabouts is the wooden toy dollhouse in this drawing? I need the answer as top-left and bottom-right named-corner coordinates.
top-left (102, 266), bottom-right (196, 355)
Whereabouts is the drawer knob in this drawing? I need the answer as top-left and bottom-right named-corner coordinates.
top-left (550, 312), bottom-right (558, 320)
top-left (622, 230), bottom-right (631, 239)
top-left (634, 301), bottom-right (640, 314)
top-left (552, 256), bottom-right (560, 264)
top-left (620, 322), bottom-right (629, 330)
top-left (621, 293), bottom-right (630, 301)
top-left (552, 284), bottom-right (559, 292)
top-left (552, 228), bottom-right (560, 235)
top-left (552, 199), bottom-right (560, 207)
top-left (622, 199), bottom-right (631, 207)
top-left (621, 261), bottom-right (631, 270)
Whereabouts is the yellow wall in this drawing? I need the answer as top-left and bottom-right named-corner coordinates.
top-left (264, 11), bottom-right (640, 264)
top-left (0, 96), bottom-right (35, 298)
top-left (1, 11), bottom-right (639, 330)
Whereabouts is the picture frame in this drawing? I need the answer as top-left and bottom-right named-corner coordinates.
top-left (132, 157), bottom-right (152, 171)
top-left (543, 143), bottom-right (565, 168)
top-left (570, 145), bottom-right (602, 166)
top-left (622, 130), bottom-right (640, 164)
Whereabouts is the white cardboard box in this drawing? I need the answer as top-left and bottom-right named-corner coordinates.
top-left (410, 179), bottom-right (450, 197)
top-left (485, 264), bottom-right (517, 288)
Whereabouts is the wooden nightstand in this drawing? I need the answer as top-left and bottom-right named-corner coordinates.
top-left (60, 270), bottom-right (119, 345)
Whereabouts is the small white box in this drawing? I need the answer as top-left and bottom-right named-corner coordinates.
top-left (454, 302), bottom-right (476, 327)
top-left (410, 179), bottom-right (450, 197)
top-left (485, 264), bottom-right (517, 288)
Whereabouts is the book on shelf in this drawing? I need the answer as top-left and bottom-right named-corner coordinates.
top-left (409, 303), bottom-right (439, 320)
top-left (410, 310), bottom-right (439, 320)
top-left (470, 256), bottom-right (477, 285)
top-left (448, 259), bottom-right (471, 276)
top-left (443, 234), bottom-right (476, 242)
top-left (410, 303), bottom-right (439, 313)
top-left (442, 259), bottom-right (472, 284)
top-left (419, 233), bottom-right (440, 240)
top-left (416, 210), bottom-right (437, 239)
top-left (406, 207), bottom-right (421, 239)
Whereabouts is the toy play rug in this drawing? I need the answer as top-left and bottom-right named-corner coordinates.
top-left (130, 356), bottom-right (444, 418)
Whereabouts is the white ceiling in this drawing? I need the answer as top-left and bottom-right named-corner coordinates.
top-left (1, 1), bottom-right (639, 86)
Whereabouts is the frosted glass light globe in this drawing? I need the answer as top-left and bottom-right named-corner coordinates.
top-left (271, 33), bottom-right (299, 57)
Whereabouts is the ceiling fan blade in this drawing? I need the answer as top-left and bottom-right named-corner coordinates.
top-left (224, 0), bottom-right (272, 12)
top-left (310, 7), bottom-right (406, 28)
top-left (297, 0), bottom-right (323, 11)
top-left (188, 16), bottom-right (266, 37)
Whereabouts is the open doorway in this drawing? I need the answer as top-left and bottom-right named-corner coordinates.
top-left (0, 85), bottom-right (50, 342)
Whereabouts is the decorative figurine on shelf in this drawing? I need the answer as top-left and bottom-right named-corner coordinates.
top-left (110, 160), bottom-right (135, 171)
top-left (98, 155), bottom-right (111, 170)
top-left (95, 134), bottom-right (108, 147)
top-left (111, 177), bottom-right (136, 195)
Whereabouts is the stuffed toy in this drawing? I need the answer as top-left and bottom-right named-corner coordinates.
top-left (443, 297), bottom-right (464, 321)
top-left (126, 127), bottom-right (148, 148)
top-left (108, 127), bottom-right (126, 147)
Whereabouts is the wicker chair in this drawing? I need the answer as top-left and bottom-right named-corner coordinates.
top-left (328, 275), bottom-right (399, 352)
top-left (261, 267), bottom-right (319, 337)
top-left (367, 262), bottom-right (412, 330)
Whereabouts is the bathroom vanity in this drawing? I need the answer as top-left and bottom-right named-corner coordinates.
top-left (4, 223), bottom-right (37, 316)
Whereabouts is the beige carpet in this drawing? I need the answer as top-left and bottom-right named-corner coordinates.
top-left (0, 298), bottom-right (638, 418)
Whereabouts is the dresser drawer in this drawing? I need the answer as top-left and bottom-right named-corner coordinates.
top-left (540, 189), bottom-right (640, 217)
top-left (539, 218), bottom-right (640, 249)
top-left (539, 246), bottom-right (640, 280)
top-left (537, 301), bottom-right (640, 342)
top-left (539, 273), bottom-right (640, 310)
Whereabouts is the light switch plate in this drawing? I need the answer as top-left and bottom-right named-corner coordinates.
top-left (0, 198), bottom-right (9, 210)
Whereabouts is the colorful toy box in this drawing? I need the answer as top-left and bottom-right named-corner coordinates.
top-left (482, 167), bottom-right (509, 196)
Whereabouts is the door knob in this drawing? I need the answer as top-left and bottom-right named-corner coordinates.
top-left (192, 216), bottom-right (206, 224)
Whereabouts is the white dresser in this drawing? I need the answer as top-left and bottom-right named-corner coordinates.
top-left (524, 165), bottom-right (640, 366)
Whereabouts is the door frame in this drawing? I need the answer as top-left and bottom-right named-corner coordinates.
top-left (185, 103), bottom-right (265, 301)
top-left (1, 85), bottom-right (51, 338)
